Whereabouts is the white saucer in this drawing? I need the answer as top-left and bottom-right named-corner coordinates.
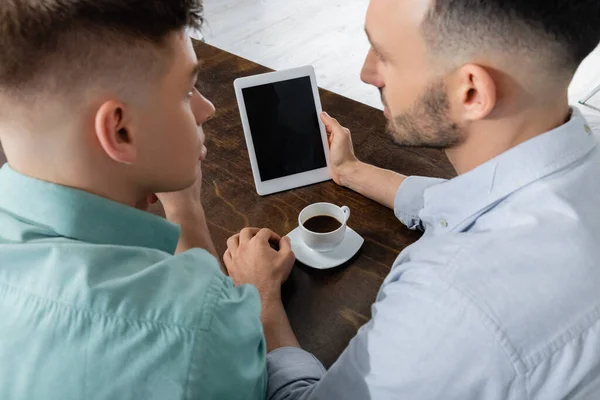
top-left (286, 226), bottom-right (364, 270)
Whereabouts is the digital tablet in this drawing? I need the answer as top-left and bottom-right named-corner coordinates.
top-left (234, 66), bottom-right (331, 196)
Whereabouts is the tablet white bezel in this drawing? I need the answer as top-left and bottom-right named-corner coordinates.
top-left (234, 66), bottom-right (331, 196)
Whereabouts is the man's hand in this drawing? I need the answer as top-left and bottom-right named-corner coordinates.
top-left (156, 161), bottom-right (204, 221)
top-left (224, 228), bottom-right (295, 302)
top-left (321, 112), bottom-right (360, 186)
top-left (321, 111), bottom-right (407, 209)
top-left (136, 146), bottom-right (207, 213)
top-left (224, 228), bottom-right (300, 352)
top-left (153, 159), bottom-right (217, 257)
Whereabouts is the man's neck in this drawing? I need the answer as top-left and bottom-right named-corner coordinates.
top-left (1, 138), bottom-right (144, 209)
top-left (446, 103), bottom-right (571, 175)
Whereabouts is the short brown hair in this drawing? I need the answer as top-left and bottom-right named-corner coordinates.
top-left (0, 0), bottom-right (204, 97)
top-left (422, 0), bottom-right (600, 75)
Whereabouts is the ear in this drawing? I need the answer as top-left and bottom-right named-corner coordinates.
top-left (450, 64), bottom-right (497, 122)
top-left (94, 100), bottom-right (137, 165)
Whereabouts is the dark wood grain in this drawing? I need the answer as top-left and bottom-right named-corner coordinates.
top-left (0, 41), bottom-right (455, 368)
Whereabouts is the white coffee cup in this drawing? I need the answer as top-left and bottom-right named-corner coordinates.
top-left (298, 203), bottom-right (351, 252)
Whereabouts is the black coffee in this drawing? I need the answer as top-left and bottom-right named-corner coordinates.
top-left (303, 215), bottom-right (342, 233)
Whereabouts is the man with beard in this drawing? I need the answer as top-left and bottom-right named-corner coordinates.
top-left (223, 0), bottom-right (600, 399)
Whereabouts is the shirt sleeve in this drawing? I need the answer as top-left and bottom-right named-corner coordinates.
top-left (267, 347), bottom-right (326, 399)
top-left (266, 263), bottom-right (522, 400)
top-left (190, 276), bottom-right (267, 400)
top-left (394, 176), bottom-right (446, 230)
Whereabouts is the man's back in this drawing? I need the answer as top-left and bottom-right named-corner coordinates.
top-left (0, 165), bottom-right (266, 399)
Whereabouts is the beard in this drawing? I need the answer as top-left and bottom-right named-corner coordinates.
top-left (383, 80), bottom-right (464, 149)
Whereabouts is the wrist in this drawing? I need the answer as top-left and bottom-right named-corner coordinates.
top-left (165, 203), bottom-right (206, 225)
top-left (258, 286), bottom-right (283, 307)
top-left (338, 160), bottom-right (364, 188)
top-left (259, 298), bottom-right (300, 352)
top-left (260, 295), bottom-right (285, 324)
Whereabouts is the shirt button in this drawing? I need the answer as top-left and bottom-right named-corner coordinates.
top-left (440, 219), bottom-right (448, 228)
top-left (585, 125), bottom-right (593, 134)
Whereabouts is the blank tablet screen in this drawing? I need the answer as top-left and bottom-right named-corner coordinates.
top-left (242, 76), bottom-right (327, 182)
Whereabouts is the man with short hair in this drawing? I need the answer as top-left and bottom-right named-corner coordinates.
top-left (0, 1), bottom-right (267, 399)
top-left (224, 0), bottom-right (600, 398)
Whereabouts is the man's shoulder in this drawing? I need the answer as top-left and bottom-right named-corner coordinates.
top-left (0, 240), bottom-right (253, 333)
top-left (119, 248), bottom-right (238, 331)
top-left (393, 214), bottom-right (600, 369)
top-left (87, 247), bottom-right (257, 333)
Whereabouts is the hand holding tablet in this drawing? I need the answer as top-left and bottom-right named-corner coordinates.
top-left (234, 66), bottom-right (331, 196)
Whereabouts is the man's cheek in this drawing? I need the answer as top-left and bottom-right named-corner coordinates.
top-left (197, 124), bottom-right (206, 143)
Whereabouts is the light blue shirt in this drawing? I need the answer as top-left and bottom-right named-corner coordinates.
top-left (0, 166), bottom-right (266, 400)
top-left (267, 109), bottom-right (600, 399)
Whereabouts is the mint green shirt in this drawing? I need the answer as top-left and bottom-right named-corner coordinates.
top-left (0, 164), bottom-right (266, 399)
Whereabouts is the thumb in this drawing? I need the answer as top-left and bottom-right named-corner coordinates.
top-left (320, 112), bottom-right (339, 131)
top-left (279, 236), bottom-right (293, 254)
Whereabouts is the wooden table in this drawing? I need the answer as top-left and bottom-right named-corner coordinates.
top-left (0, 41), bottom-right (455, 368)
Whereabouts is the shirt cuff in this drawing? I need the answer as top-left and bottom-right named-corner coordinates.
top-left (394, 176), bottom-right (446, 230)
top-left (267, 347), bottom-right (326, 400)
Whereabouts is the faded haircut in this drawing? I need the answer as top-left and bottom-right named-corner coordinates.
top-left (421, 0), bottom-right (600, 77)
top-left (0, 0), bottom-right (204, 98)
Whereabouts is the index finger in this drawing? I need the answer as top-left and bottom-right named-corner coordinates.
top-left (278, 236), bottom-right (295, 258)
top-left (255, 228), bottom-right (282, 243)
top-left (240, 228), bottom-right (262, 244)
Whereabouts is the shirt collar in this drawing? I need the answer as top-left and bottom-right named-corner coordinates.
top-left (0, 164), bottom-right (180, 254)
top-left (421, 108), bottom-right (597, 233)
